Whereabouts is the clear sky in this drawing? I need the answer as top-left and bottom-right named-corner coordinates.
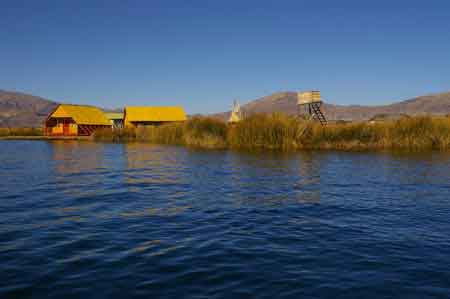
top-left (1, 0), bottom-right (450, 113)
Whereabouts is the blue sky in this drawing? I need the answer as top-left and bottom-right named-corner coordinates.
top-left (1, 0), bottom-right (450, 113)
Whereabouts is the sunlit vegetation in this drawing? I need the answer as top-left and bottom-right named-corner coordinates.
top-left (92, 127), bottom-right (136, 142)
top-left (93, 114), bottom-right (450, 151)
top-left (0, 128), bottom-right (43, 137)
top-left (94, 117), bottom-right (227, 148)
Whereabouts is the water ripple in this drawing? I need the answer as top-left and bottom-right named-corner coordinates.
top-left (1, 142), bottom-right (450, 298)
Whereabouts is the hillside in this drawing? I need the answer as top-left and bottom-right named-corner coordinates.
top-left (214, 91), bottom-right (450, 121)
top-left (2, 89), bottom-right (450, 127)
top-left (0, 90), bottom-right (58, 127)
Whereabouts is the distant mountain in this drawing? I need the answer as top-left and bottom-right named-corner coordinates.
top-left (0, 90), bottom-right (59, 128)
top-left (214, 91), bottom-right (450, 121)
top-left (3, 89), bottom-right (450, 127)
top-left (325, 92), bottom-right (450, 121)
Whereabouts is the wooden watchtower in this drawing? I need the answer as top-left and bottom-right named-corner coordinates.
top-left (297, 91), bottom-right (327, 125)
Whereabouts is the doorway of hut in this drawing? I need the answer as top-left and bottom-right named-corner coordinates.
top-left (63, 120), bottom-right (70, 135)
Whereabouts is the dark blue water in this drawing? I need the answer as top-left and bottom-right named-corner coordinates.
top-left (1, 141), bottom-right (450, 298)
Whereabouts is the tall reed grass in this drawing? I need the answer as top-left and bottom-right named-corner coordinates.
top-left (94, 117), bottom-right (227, 148)
top-left (0, 127), bottom-right (43, 137)
top-left (93, 128), bottom-right (136, 142)
top-left (93, 114), bottom-right (450, 151)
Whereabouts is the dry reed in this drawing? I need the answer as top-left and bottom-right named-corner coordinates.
top-left (93, 114), bottom-right (450, 151)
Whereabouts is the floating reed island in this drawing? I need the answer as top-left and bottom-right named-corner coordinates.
top-left (3, 90), bottom-right (450, 151)
top-left (93, 114), bottom-right (450, 151)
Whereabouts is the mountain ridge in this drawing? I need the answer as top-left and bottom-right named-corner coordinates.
top-left (213, 91), bottom-right (450, 121)
top-left (0, 90), bottom-right (59, 128)
top-left (1, 89), bottom-right (450, 127)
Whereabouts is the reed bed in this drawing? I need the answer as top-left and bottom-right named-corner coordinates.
top-left (0, 127), bottom-right (43, 137)
top-left (93, 127), bottom-right (136, 142)
top-left (94, 117), bottom-right (227, 148)
top-left (93, 114), bottom-right (450, 151)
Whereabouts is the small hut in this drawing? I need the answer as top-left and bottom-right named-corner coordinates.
top-left (123, 106), bottom-right (187, 128)
top-left (105, 112), bottom-right (124, 129)
top-left (44, 104), bottom-right (111, 136)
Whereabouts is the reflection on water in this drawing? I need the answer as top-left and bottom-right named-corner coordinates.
top-left (225, 150), bottom-right (323, 206)
top-left (50, 141), bottom-right (110, 199)
top-left (51, 141), bottom-right (107, 175)
top-left (2, 141), bottom-right (450, 298)
top-left (296, 152), bottom-right (322, 203)
top-left (124, 143), bottom-right (187, 189)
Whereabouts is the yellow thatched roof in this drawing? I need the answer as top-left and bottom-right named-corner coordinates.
top-left (49, 105), bottom-right (111, 125)
top-left (124, 106), bottom-right (187, 122)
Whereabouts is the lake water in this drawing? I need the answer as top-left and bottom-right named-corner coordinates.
top-left (1, 141), bottom-right (450, 298)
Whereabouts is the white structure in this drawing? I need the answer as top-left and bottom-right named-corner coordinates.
top-left (228, 100), bottom-right (242, 123)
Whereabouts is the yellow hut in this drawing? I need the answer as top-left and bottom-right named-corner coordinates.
top-left (123, 106), bottom-right (187, 128)
top-left (44, 104), bottom-right (111, 136)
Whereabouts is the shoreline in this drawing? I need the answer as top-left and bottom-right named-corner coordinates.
top-left (0, 136), bottom-right (92, 141)
top-left (2, 135), bottom-right (450, 153)
top-left (3, 114), bottom-right (450, 152)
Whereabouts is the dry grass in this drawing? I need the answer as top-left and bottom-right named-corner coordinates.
top-left (183, 117), bottom-right (227, 149)
top-left (0, 128), bottom-right (43, 137)
top-left (305, 116), bottom-right (450, 151)
top-left (93, 114), bottom-right (450, 151)
top-left (93, 117), bottom-right (227, 148)
top-left (227, 113), bottom-right (307, 150)
top-left (136, 124), bottom-right (184, 144)
top-left (93, 127), bottom-right (136, 142)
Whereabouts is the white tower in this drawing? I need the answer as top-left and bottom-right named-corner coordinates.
top-left (228, 100), bottom-right (242, 123)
